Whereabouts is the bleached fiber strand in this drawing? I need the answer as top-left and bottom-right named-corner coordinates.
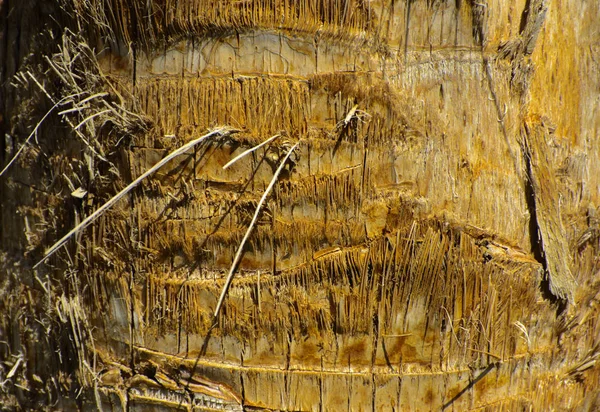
top-left (75, 92), bottom-right (110, 107)
top-left (0, 94), bottom-right (82, 177)
top-left (74, 109), bottom-right (112, 130)
top-left (34, 128), bottom-right (229, 268)
top-left (222, 134), bottom-right (280, 170)
top-left (213, 141), bottom-right (300, 320)
top-left (57, 92), bottom-right (110, 115)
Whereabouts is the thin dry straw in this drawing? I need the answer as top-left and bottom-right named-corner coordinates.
top-left (73, 109), bottom-right (112, 130)
top-left (26, 71), bottom-right (109, 161)
top-left (58, 93), bottom-right (109, 115)
top-left (34, 128), bottom-right (230, 269)
top-left (0, 93), bottom-right (85, 177)
top-left (213, 141), bottom-right (300, 321)
top-left (222, 134), bottom-right (280, 170)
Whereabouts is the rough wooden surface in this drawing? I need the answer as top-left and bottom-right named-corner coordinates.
top-left (1, 0), bottom-right (599, 410)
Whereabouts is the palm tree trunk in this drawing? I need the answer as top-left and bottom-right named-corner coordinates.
top-left (1, 0), bottom-right (599, 410)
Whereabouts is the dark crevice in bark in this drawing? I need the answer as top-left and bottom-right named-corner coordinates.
top-left (346, 357), bottom-right (352, 411)
top-left (0, 0), bottom-right (8, 165)
top-left (468, 0), bottom-right (486, 47)
top-left (319, 356), bottom-right (324, 412)
top-left (403, 0), bottom-right (412, 64)
top-left (519, 0), bottom-right (533, 34)
top-left (371, 310), bottom-right (380, 412)
top-left (371, 372), bottom-right (377, 412)
top-left (130, 3), bottom-right (139, 87)
top-left (128, 261), bottom-right (136, 372)
top-left (522, 145), bottom-right (567, 314)
top-left (240, 357), bottom-right (246, 411)
top-left (177, 294), bottom-right (183, 354)
top-left (285, 329), bottom-right (292, 408)
top-left (454, 0), bottom-right (461, 47)
top-left (125, 387), bottom-right (132, 412)
top-left (500, 0), bottom-right (547, 59)
top-left (0, 0), bottom-right (9, 252)
top-left (396, 375), bottom-right (403, 411)
top-left (381, 338), bottom-right (394, 371)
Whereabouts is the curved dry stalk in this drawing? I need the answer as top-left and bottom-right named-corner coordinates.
top-left (344, 104), bottom-right (359, 125)
top-left (26, 71), bottom-right (109, 161)
top-left (222, 134), bottom-right (280, 170)
top-left (0, 93), bottom-right (83, 177)
top-left (74, 109), bottom-right (112, 130)
top-left (213, 141), bottom-right (300, 321)
top-left (57, 93), bottom-right (110, 116)
top-left (34, 128), bottom-right (231, 269)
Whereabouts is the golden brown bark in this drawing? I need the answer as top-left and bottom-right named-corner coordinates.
top-left (1, 0), bottom-right (599, 410)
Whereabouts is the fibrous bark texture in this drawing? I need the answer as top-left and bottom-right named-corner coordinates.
top-left (1, 0), bottom-right (599, 410)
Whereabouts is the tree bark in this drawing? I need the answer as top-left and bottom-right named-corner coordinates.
top-left (1, 0), bottom-right (599, 410)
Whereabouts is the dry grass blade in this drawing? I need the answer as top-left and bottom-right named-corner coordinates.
top-left (6, 357), bottom-right (23, 379)
top-left (222, 134), bottom-right (280, 170)
top-left (75, 92), bottom-right (110, 106)
top-left (0, 94), bottom-right (80, 177)
top-left (58, 92), bottom-right (109, 115)
top-left (73, 109), bottom-right (111, 130)
top-left (213, 141), bottom-right (300, 321)
top-left (34, 128), bottom-right (231, 269)
top-left (344, 104), bottom-right (359, 125)
top-left (26, 71), bottom-right (109, 161)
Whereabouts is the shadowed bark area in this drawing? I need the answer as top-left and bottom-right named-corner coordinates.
top-left (1, 0), bottom-right (600, 410)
